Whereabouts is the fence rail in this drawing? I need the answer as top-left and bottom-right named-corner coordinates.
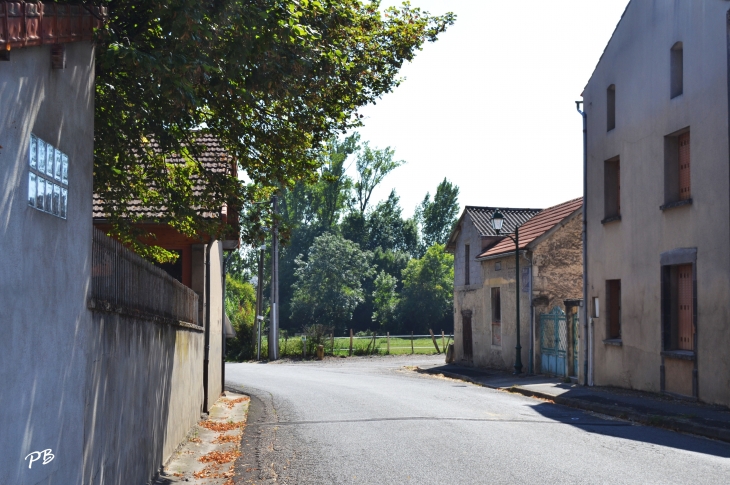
top-left (90, 228), bottom-right (199, 326)
top-left (260, 333), bottom-right (454, 358)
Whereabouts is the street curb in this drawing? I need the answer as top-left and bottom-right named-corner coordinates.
top-left (416, 367), bottom-right (730, 444)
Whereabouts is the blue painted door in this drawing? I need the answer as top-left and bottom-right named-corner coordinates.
top-left (540, 307), bottom-right (567, 377)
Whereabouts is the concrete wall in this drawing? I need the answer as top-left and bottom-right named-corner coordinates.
top-left (583, 1), bottom-right (730, 405)
top-left (0, 43), bottom-right (95, 484)
top-left (82, 313), bottom-right (203, 484)
top-left (207, 240), bottom-right (224, 408)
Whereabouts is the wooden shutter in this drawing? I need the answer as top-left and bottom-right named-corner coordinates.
top-left (678, 132), bottom-right (691, 200)
top-left (464, 244), bottom-right (470, 285)
top-left (677, 264), bottom-right (693, 350)
top-left (616, 161), bottom-right (621, 215)
top-left (608, 280), bottom-right (621, 339)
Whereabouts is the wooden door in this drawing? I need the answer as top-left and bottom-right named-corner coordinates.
top-left (462, 313), bottom-right (473, 361)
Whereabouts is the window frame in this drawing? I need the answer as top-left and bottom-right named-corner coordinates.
top-left (606, 279), bottom-right (621, 340)
top-left (28, 134), bottom-right (69, 219)
top-left (662, 127), bottom-right (692, 210)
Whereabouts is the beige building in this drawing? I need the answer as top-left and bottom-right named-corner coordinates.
top-left (582, 1), bottom-right (730, 405)
top-left (447, 199), bottom-right (583, 376)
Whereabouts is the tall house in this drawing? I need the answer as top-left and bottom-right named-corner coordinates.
top-left (583, 1), bottom-right (730, 405)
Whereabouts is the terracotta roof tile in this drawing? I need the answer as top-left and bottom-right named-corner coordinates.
top-left (93, 133), bottom-right (233, 220)
top-left (476, 197), bottom-right (583, 259)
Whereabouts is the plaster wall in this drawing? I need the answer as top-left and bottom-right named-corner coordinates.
top-left (82, 313), bottom-right (204, 485)
top-left (207, 240), bottom-right (224, 407)
top-left (0, 43), bottom-right (95, 484)
top-left (453, 213), bottom-right (486, 362)
top-left (583, 1), bottom-right (730, 405)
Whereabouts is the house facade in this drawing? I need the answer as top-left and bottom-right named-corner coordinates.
top-left (447, 199), bottom-right (583, 376)
top-left (583, 1), bottom-right (730, 405)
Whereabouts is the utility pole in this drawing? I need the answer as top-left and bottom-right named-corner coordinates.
top-left (255, 244), bottom-right (265, 360)
top-left (268, 195), bottom-right (279, 361)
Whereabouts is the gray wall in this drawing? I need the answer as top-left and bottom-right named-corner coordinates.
top-left (82, 313), bottom-right (203, 485)
top-left (207, 240), bottom-right (224, 408)
top-left (583, 1), bottom-right (730, 404)
top-left (0, 43), bottom-right (95, 484)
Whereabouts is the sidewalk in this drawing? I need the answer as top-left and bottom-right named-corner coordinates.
top-left (152, 392), bottom-right (250, 485)
top-left (417, 363), bottom-right (730, 444)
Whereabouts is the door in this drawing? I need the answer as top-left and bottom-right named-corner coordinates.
top-left (462, 311), bottom-right (473, 362)
top-left (540, 307), bottom-right (567, 377)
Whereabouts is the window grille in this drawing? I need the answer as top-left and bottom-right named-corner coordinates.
top-left (28, 134), bottom-right (68, 219)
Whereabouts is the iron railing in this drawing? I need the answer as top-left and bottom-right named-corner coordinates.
top-left (90, 228), bottom-right (198, 325)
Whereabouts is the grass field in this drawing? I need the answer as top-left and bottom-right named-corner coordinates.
top-left (259, 334), bottom-right (453, 358)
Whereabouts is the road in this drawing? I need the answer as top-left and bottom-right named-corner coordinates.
top-left (226, 355), bottom-right (730, 484)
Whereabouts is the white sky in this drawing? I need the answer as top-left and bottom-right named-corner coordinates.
top-left (348, 0), bottom-right (629, 217)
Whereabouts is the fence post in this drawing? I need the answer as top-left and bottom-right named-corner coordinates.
top-left (330, 332), bottom-right (334, 356)
top-left (349, 329), bottom-right (353, 356)
top-left (429, 329), bottom-right (441, 354)
top-left (411, 331), bottom-right (414, 354)
top-left (387, 332), bottom-right (390, 355)
top-left (372, 332), bottom-right (376, 355)
top-left (442, 330), bottom-right (445, 351)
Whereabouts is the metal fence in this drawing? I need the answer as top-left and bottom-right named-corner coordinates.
top-left (90, 228), bottom-right (199, 325)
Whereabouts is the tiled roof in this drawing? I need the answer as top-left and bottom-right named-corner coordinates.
top-left (476, 197), bottom-right (583, 259)
top-left (465, 206), bottom-right (542, 237)
top-left (0, 2), bottom-right (107, 50)
top-left (93, 133), bottom-right (234, 220)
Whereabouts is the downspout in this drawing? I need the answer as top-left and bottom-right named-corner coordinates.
top-left (203, 241), bottom-right (212, 412)
top-left (524, 251), bottom-right (534, 375)
top-left (221, 250), bottom-right (235, 395)
top-left (576, 100), bottom-right (591, 386)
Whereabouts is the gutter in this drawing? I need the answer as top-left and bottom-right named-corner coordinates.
top-left (576, 100), bottom-right (591, 387)
top-left (475, 249), bottom-right (528, 263)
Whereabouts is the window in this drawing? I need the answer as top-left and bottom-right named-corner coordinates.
top-left (606, 279), bottom-right (621, 340)
top-left (491, 287), bottom-right (501, 346)
top-left (607, 84), bottom-right (616, 131)
top-left (495, 261), bottom-right (501, 271)
top-left (670, 42), bottom-right (683, 99)
top-left (28, 134), bottom-right (68, 219)
top-left (462, 310), bottom-right (473, 361)
top-left (603, 156), bottom-right (620, 221)
top-left (662, 263), bottom-right (695, 352)
top-left (663, 128), bottom-right (691, 207)
top-left (464, 244), bottom-right (470, 285)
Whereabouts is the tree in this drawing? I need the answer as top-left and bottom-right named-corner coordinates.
top-left (94, 0), bottom-right (455, 255)
top-left (291, 233), bottom-right (375, 333)
top-left (416, 178), bottom-right (460, 251)
top-left (353, 143), bottom-right (404, 214)
top-left (366, 190), bottom-right (419, 255)
top-left (398, 243), bottom-right (454, 334)
top-left (372, 270), bottom-right (399, 330)
top-left (225, 275), bottom-right (257, 360)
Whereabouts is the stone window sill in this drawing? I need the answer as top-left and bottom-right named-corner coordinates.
top-left (603, 338), bottom-right (622, 346)
top-left (661, 350), bottom-right (695, 361)
top-left (660, 198), bottom-right (692, 211)
top-left (601, 215), bottom-right (621, 225)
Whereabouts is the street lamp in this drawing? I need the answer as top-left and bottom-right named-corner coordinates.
top-left (491, 209), bottom-right (523, 375)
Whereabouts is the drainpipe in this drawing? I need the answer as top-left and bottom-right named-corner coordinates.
top-left (576, 100), bottom-right (590, 386)
top-left (221, 250), bottom-right (235, 395)
top-left (524, 251), bottom-right (535, 375)
top-left (203, 241), bottom-right (212, 412)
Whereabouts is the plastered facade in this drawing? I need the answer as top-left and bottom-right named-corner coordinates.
top-left (583, 1), bottom-right (730, 405)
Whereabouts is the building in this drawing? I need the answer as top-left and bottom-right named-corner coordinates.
top-left (93, 133), bottom-right (241, 412)
top-left (447, 199), bottom-right (583, 374)
top-left (582, 1), bottom-right (730, 405)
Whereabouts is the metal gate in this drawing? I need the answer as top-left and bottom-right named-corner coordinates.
top-left (540, 307), bottom-right (567, 377)
top-left (569, 309), bottom-right (579, 377)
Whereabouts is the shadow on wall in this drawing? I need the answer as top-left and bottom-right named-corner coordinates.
top-left (82, 313), bottom-right (204, 485)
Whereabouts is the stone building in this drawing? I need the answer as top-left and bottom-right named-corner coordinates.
top-left (582, 0), bottom-right (730, 405)
top-left (447, 198), bottom-right (583, 376)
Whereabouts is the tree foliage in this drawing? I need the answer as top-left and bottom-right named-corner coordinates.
top-left (94, 0), bottom-right (454, 255)
top-left (353, 143), bottom-right (404, 214)
top-left (372, 270), bottom-right (399, 329)
top-left (416, 178), bottom-right (460, 251)
top-left (291, 232), bottom-right (375, 333)
top-left (225, 275), bottom-right (257, 360)
top-left (398, 243), bottom-right (454, 333)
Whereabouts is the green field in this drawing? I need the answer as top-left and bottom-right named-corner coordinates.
top-left (258, 335), bottom-right (453, 358)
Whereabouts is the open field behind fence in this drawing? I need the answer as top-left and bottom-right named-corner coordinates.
top-left (256, 333), bottom-right (454, 359)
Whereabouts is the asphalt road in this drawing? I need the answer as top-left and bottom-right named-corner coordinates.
top-left (226, 355), bottom-right (730, 484)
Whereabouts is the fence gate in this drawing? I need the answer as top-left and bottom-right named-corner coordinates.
top-left (540, 307), bottom-right (567, 377)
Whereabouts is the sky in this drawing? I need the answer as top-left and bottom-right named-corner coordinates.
top-left (347, 0), bottom-right (630, 218)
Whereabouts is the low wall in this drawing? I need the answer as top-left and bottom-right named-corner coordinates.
top-left (82, 311), bottom-right (204, 485)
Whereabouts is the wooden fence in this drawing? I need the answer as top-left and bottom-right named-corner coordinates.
top-left (90, 228), bottom-right (198, 325)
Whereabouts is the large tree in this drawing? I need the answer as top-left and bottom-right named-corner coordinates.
top-left (291, 233), bottom-right (374, 333)
top-left (94, 0), bottom-right (454, 255)
top-left (416, 178), bottom-right (460, 252)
